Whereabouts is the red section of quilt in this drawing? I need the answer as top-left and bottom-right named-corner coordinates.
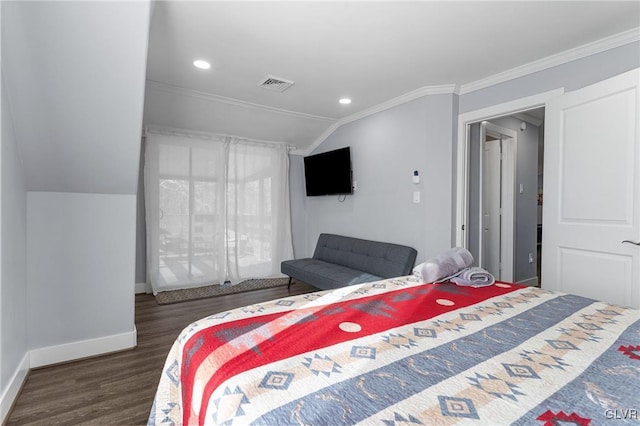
top-left (618, 344), bottom-right (640, 361)
top-left (180, 282), bottom-right (521, 424)
top-left (537, 410), bottom-right (591, 425)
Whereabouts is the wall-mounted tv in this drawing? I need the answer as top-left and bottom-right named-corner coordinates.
top-left (304, 147), bottom-right (353, 196)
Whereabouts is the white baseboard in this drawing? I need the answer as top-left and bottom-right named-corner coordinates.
top-left (0, 330), bottom-right (137, 422)
top-left (517, 276), bottom-right (539, 287)
top-left (135, 282), bottom-right (151, 294)
top-left (0, 352), bottom-right (30, 424)
top-left (29, 328), bottom-right (137, 369)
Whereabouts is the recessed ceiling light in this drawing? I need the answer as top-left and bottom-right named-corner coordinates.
top-left (339, 98), bottom-right (351, 105)
top-left (193, 60), bottom-right (211, 70)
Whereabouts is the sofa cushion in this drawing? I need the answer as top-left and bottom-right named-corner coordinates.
top-left (312, 234), bottom-right (417, 278)
top-left (281, 258), bottom-right (382, 290)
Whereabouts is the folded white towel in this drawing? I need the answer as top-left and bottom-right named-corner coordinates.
top-left (412, 247), bottom-right (474, 283)
top-left (450, 267), bottom-right (495, 288)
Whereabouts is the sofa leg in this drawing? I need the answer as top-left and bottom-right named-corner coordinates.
top-left (287, 276), bottom-right (292, 291)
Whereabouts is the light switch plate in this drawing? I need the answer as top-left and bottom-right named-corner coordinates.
top-left (413, 191), bottom-right (421, 203)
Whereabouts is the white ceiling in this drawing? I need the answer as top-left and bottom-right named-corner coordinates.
top-left (143, 1), bottom-right (640, 151)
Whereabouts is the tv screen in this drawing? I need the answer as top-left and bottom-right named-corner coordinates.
top-left (304, 147), bottom-right (353, 196)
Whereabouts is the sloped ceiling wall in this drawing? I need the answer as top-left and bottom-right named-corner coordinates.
top-left (2, 1), bottom-right (150, 194)
top-left (143, 81), bottom-right (335, 148)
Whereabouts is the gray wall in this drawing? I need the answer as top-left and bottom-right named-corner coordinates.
top-left (136, 138), bottom-right (147, 284)
top-left (27, 192), bottom-right (136, 350)
top-left (538, 123), bottom-right (545, 225)
top-left (460, 42), bottom-right (640, 114)
top-left (1, 1), bottom-right (148, 386)
top-left (290, 94), bottom-right (455, 264)
top-left (490, 116), bottom-right (539, 283)
top-left (1, 1), bottom-right (150, 194)
top-left (289, 155), bottom-right (308, 262)
top-left (449, 94), bottom-right (460, 245)
top-left (1, 76), bottom-right (28, 396)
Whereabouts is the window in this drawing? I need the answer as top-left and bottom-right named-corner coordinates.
top-left (145, 132), bottom-right (292, 293)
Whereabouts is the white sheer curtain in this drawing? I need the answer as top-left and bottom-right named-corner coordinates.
top-left (144, 131), bottom-right (293, 294)
top-left (226, 139), bottom-right (293, 284)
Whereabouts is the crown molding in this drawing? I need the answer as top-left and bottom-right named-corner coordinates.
top-left (296, 83), bottom-right (457, 155)
top-left (145, 80), bottom-right (337, 123)
top-left (292, 28), bottom-right (639, 155)
top-left (459, 27), bottom-right (640, 95)
top-left (145, 125), bottom-right (296, 149)
top-left (341, 84), bottom-right (457, 127)
top-left (295, 122), bottom-right (342, 156)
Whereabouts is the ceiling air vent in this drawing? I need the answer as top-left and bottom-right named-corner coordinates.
top-left (258, 75), bottom-right (295, 92)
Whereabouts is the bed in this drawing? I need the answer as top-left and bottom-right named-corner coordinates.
top-left (148, 276), bottom-right (640, 425)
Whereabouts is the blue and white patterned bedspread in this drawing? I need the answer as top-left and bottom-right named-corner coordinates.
top-left (149, 277), bottom-right (640, 425)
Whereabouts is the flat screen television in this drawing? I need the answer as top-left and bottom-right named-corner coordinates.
top-left (304, 147), bottom-right (353, 196)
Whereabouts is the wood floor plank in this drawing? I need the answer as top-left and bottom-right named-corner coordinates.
top-left (6, 282), bottom-right (316, 425)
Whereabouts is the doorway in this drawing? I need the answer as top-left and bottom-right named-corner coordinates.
top-left (465, 109), bottom-right (544, 285)
top-left (454, 90), bottom-right (561, 286)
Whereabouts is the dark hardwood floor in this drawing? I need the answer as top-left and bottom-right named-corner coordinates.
top-left (7, 281), bottom-right (317, 425)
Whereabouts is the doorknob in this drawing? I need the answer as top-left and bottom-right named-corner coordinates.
top-left (622, 240), bottom-right (640, 246)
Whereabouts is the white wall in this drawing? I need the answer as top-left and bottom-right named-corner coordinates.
top-left (290, 94), bottom-right (454, 264)
top-left (1, 1), bottom-right (150, 194)
top-left (0, 76), bottom-right (29, 419)
top-left (0, 1), bottom-right (149, 385)
top-left (26, 192), bottom-right (136, 365)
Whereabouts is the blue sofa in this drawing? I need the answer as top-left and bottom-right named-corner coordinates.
top-left (281, 233), bottom-right (417, 290)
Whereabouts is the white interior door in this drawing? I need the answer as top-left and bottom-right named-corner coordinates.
top-left (479, 122), bottom-right (516, 281)
top-left (482, 137), bottom-right (501, 277)
top-left (542, 69), bottom-right (640, 308)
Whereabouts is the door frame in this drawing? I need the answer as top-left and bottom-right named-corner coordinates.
top-left (455, 88), bottom-right (564, 251)
top-left (478, 121), bottom-right (517, 281)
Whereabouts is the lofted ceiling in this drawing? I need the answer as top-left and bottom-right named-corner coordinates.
top-left (3, 1), bottom-right (151, 193)
top-left (143, 1), bottom-right (640, 152)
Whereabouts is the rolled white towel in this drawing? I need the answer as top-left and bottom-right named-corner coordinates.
top-left (450, 267), bottom-right (495, 288)
top-left (412, 247), bottom-right (474, 283)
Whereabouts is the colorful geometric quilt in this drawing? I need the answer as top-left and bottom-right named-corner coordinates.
top-left (148, 276), bottom-right (640, 425)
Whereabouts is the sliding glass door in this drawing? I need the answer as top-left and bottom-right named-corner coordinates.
top-left (145, 132), bottom-right (293, 294)
top-left (147, 138), bottom-right (225, 291)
